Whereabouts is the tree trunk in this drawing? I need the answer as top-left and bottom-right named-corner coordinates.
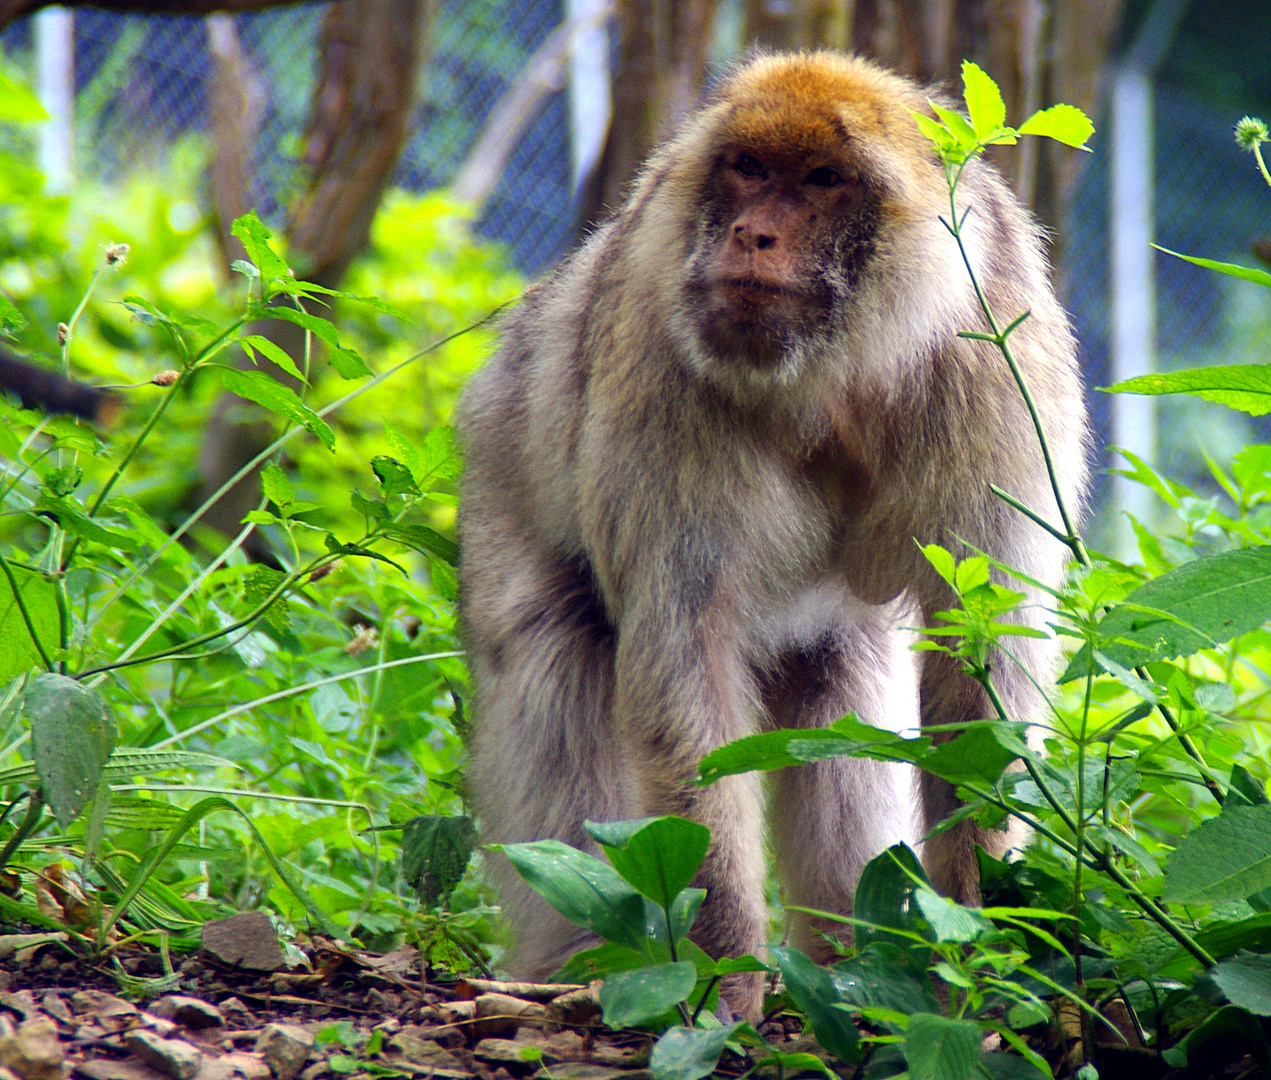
top-left (196, 0), bottom-right (431, 549)
top-left (577, 0), bottom-right (720, 229)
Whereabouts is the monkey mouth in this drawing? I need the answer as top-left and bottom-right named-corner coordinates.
top-left (716, 277), bottom-right (804, 300)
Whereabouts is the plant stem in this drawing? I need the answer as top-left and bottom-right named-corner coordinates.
top-left (0, 791), bottom-right (44, 872)
top-left (0, 553), bottom-right (53, 670)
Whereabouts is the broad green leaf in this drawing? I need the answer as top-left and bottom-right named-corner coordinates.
top-left (664, 888), bottom-right (706, 944)
top-left (36, 497), bottom-right (139, 551)
top-left (0, 566), bottom-right (57, 680)
top-left (755, 1051), bottom-right (834, 1078)
top-left (916, 723), bottom-right (1026, 786)
top-left (372, 456), bottom-right (420, 498)
top-left (250, 306), bottom-right (372, 378)
top-left (1211, 951), bottom-right (1271, 1016)
top-left (1230, 764), bottom-right (1270, 807)
top-left (0, 67), bottom-right (46, 123)
top-left (1164, 804), bottom-right (1271, 903)
top-left (243, 567), bottom-right (291, 634)
top-left (0, 294), bottom-right (25, 337)
top-left (495, 838), bottom-right (648, 953)
top-left (1160, 1005), bottom-right (1267, 1070)
top-left (587, 816), bottom-right (711, 908)
top-left (1061, 547), bottom-right (1271, 681)
top-left (831, 942), bottom-right (938, 1020)
top-left (914, 888), bottom-right (992, 943)
top-left (401, 814), bottom-right (476, 909)
top-left (649, 1023), bottom-right (741, 1080)
top-left (1106, 364), bottom-right (1271, 416)
top-left (598, 962), bottom-right (697, 1028)
top-left (552, 940), bottom-right (651, 983)
top-left (1017, 103), bottom-right (1094, 148)
top-left (382, 523), bottom-right (458, 564)
top-left (25, 673), bottom-right (117, 828)
top-left (260, 463), bottom-right (294, 507)
top-left (962, 61), bottom-right (1005, 139)
top-left (913, 111), bottom-right (959, 155)
top-left (697, 715), bottom-right (928, 784)
top-left (903, 1013), bottom-right (983, 1080)
top-left (977, 1053), bottom-right (1049, 1080)
top-left (239, 334), bottom-right (307, 384)
top-left (931, 102), bottom-right (978, 148)
top-left (1155, 247), bottom-right (1271, 289)
top-left (772, 946), bottom-right (861, 1064)
top-left (1195, 914), bottom-right (1271, 961)
top-left (220, 368), bottom-right (335, 451)
top-left (855, 844), bottom-right (933, 960)
top-left (231, 211), bottom-right (289, 282)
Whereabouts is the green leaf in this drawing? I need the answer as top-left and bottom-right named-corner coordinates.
top-left (599, 962), bottom-right (697, 1028)
top-left (772, 946), bottom-right (861, 1064)
top-left (260, 463), bottom-right (294, 507)
top-left (250, 306), bottom-right (371, 378)
top-left (243, 567), bottom-right (291, 634)
top-left (831, 943), bottom-right (939, 1020)
top-left (855, 844), bottom-right (933, 959)
top-left (754, 1051), bottom-right (834, 1078)
top-left (914, 888), bottom-right (992, 943)
top-left (239, 334), bottom-right (307, 384)
top-left (382, 523), bottom-right (459, 564)
top-left (495, 838), bottom-right (649, 953)
top-left (916, 723), bottom-right (1026, 786)
top-left (649, 1023), bottom-right (741, 1080)
top-left (0, 66), bottom-right (47, 123)
top-left (220, 368), bottom-right (335, 451)
top-left (401, 814), bottom-right (476, 909)
top-left (978, 1052), bottom-right (1049, 1080)
top-left (1211, 951), bottom-right (1271, 1016)
top-left (961, 61), bottom-right (1006, 139)
top-left (231, 211), bottom-right (289, 282)
top-left (1164, 804), bottom-right (1271, 904)
top-left (0, 566), bottom-right (57, 680)
top-left (35, 497), bottom-right (139, 551)
top-left (1105, 364), bottom-right (1271, 416)
top-left (931, 102), bottom-right (978, 148)
top-left (665, 888), bottom-right (706, 944)
top-left (1160, 1005), bottom-right (1269, 1070)
top-left (25, 673), bottom-right (117, 828)
top-left (1230, 764), bottom-right (1270, 807)
top-left (902, 1013), bottom-right (983, 1080)
top-left (551, 941), bottom-right (651, 983)
top-left (1016, 103), bottom-right (1094, 148)
top-left (0, 294), bottom-right (26, 338)
top-left (351, 492), bottom-right (390, 522)
top-left (586, 816), bottom-right (711, 909)
top-left (1061, 547), bottom-right (1271, 680)
top-left (372, 456), bottom-right (420, 499)
top-left (1155, 247), bottom-right (1271, 289)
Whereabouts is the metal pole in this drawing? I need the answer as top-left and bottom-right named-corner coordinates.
top-left (567, 0), bottom-right (611, 196)
top-left (1106, 0), bottom-right (1189, 558)
top-left (34, 6), bottom-right (74, 194)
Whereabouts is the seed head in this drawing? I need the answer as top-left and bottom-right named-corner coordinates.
top-left (1235, 115), bottom-right (1268, 151)
top-left (104, 243), bottom-right (130, 267)
top-left (344, 623), bottom-right (379, 657)
top-left (56, 323), bottom-right (68, 346)
top-left (151, 370), bottom-right (180, 387)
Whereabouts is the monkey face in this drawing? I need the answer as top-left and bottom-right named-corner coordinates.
top-left (682, 108), bottom-right (884, 376)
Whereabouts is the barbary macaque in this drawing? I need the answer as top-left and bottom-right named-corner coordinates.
top-left (457, 51), bottom-right (1089, 1017)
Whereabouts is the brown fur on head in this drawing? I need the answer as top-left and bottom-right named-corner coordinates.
top-left (457, 51), bottom-right (1089, 1020)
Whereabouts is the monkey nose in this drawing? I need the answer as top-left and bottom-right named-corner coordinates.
top-left (733, 224), bottom-right (778, 252)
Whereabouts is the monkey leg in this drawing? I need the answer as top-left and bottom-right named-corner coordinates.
top-left (917, 646), bottom-right (1035, 905)
top-left (764, 610), bottom-right (921, 962)
top-left (612, 632), bottom-right (768, 1019)
top-left (466, 553), bottom-right (630, 980)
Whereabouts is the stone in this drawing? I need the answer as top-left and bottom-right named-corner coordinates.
top-left (123, 1032), bottom-right (202, 1080)
top-left (200, 914), bottom-right (283, 973)
top-left (253, 1025), bottom-right (313, 1080)
top-left (0, 1020), bottom-right (65, 1080)
top-left (148, 999), bottom-right (224, 1030)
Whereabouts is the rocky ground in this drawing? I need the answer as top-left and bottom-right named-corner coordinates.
top-left (0, 914), bottom-right (813, 1080)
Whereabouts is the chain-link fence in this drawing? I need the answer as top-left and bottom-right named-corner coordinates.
top-left (4, 5), bottom-right (1271, 507)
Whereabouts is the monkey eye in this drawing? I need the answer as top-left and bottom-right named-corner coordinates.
top-left (805, 166), bottom-right (844, 188)
top-left (734, 154), bottom-right (767, 179)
